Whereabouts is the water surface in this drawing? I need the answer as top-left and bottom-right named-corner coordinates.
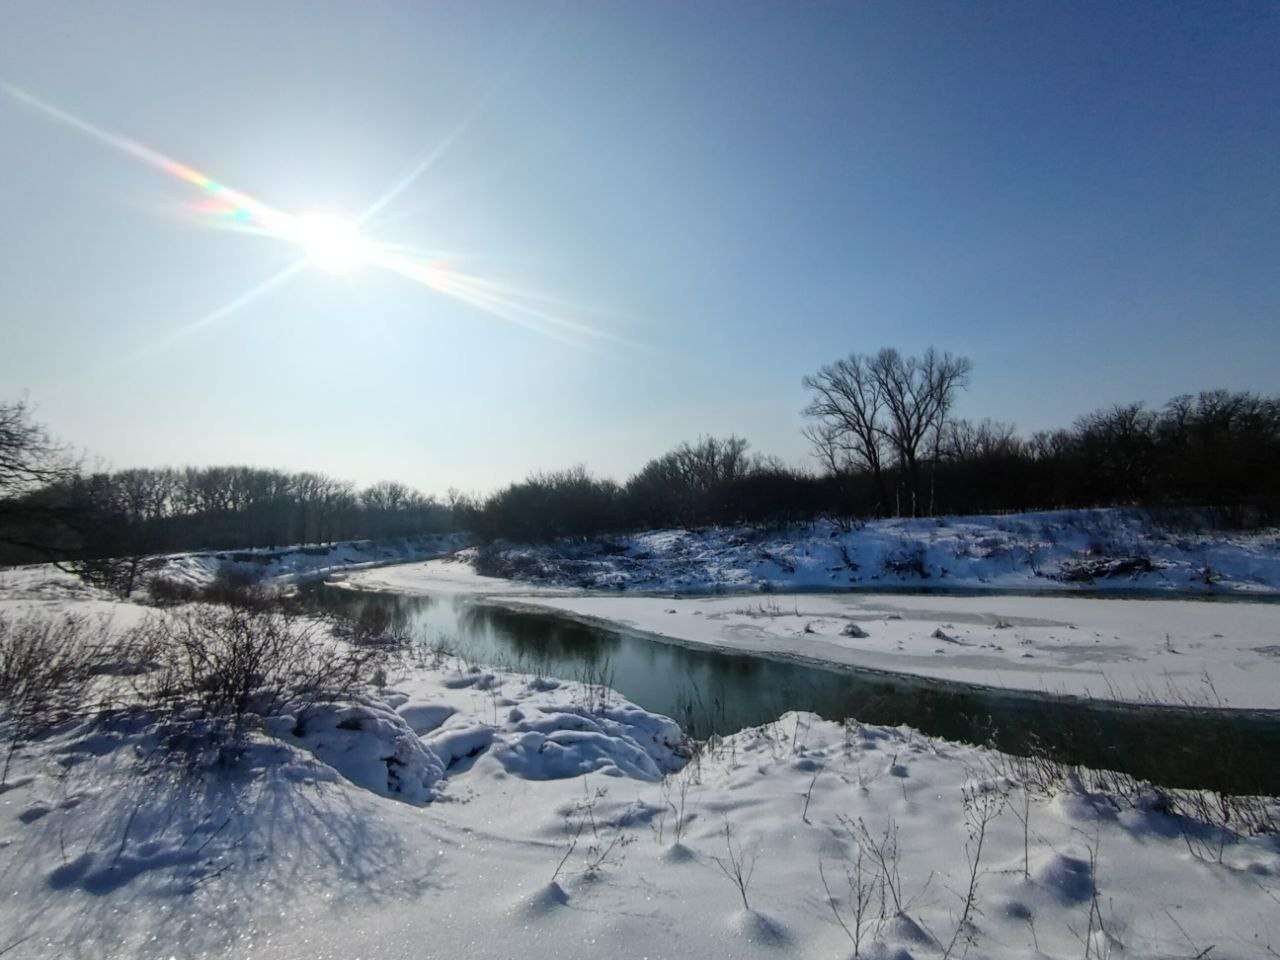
top-left (302, 584), bottom-right (1280, 795)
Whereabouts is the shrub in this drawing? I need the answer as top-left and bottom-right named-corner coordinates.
top-left (145, 575), bottom-right (202, 606)
top-left (1058, 555), bottom-right (1160, 583)
top-left (201, 566), bottom-right (270, 608)
top-left (133, 604), bottom-right (385, 745)
top-left (883, 542), bottom-right (929, 578)
top-left (472, 544), bottom-right (547, 580)
top-left (0, 611), bottom-right (109, 780)
top-left (146, 565), bottom-right (273, 609)
top-left (64, 555), bottom-right (162, 599)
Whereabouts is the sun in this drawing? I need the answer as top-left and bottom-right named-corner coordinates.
top-left (289, 213), bottom-right (373, 273)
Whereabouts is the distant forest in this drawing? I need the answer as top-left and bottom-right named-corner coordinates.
top-left (3, 347), bottom-right (1278, 582)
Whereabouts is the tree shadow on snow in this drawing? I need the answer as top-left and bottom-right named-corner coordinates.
top-left (21, 730), bottom-right (448, 959)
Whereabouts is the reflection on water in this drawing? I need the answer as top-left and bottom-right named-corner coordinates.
top-left (301, 585), bottom-right (1280, 795)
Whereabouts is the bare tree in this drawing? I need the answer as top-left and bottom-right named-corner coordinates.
top-left (625, 435), bottom-right (755, 528)
top-left (361, 480), bottom-right (412, 513)
top-left (869, 348), bottom-right (972, 517)
top-left (802, 356), bottom-right (892, 511)
top-left (942, 419), bottom-right (1020, 462)
top-left (803, 348), bottom-right (971, 516)
top-left (0, 399), bottom-right (71, 498)
top-left (0, 399), bottom-right (78, 558)
top-left (1073, 402), bottom-right (1157, 503)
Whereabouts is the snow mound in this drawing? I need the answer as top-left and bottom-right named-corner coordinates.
top-left (424, 723), bottom-right (496, 771)
top-left (492, 704), bottom-right (684, 781)
top-left (660, 841), bottom-right (697, 864)
top-left (276, 672), bottom-right (687, 798)
top-left (728, 908), bottom-right (789, 945)
top-left (1033, 851), bottom-right (1095, 904)
top-left (883, 913), bottom-right (938, 947)
top-left (396, 702), bottom-right (456, 734)
top-left (518, 880), bottom-right (570, 915)
top-left (290, 697), bottom-right (447, 803)
top-left (863, 945), bottom-right (917, 960)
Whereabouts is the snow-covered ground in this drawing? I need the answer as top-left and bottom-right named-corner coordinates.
top-left (463, 509), bottom-right (1280, 595)
top-left (2, 568), bottom-right (1280, 959)
top-left (1, 633), bottom-right (1277, 957)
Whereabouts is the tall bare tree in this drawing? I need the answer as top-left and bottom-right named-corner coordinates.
top-left (802, 356), bottom-right (892, 511)
top-left (870, 348), bottom-right (972, 516)
top-left (803, 348), bottom-right (971, 516)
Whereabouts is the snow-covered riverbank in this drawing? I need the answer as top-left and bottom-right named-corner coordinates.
top-left (130, 509), bottom-right (1280, 600)
top-left (461, 508), bottom-right (1280, 595)
top-left (150, 532), bottom-right (465, 588)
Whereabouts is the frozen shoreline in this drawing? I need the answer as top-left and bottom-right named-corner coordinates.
top-left (345, 558), bottom-right (1280, 710)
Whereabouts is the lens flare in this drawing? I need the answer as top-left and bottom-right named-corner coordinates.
top-left (3, 82), bottom-right (634, 350)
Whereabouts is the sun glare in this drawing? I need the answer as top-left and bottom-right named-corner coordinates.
top-left (289, 214), bottom-right (372, 272)
top-left (2, 85), bottom-right (626, 345)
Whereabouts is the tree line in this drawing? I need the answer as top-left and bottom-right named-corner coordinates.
top-left (3, 347), bottom-right (1278, 572)
top-left (458, 344), bottom-right (1278, 538)
top-left (456, 380), bottom-right (1279, 541)
top-left (0, 407), bottom-right (453, 573)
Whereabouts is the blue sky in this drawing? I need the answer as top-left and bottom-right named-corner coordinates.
top-left (1, 1), bottom-right (1276, 494)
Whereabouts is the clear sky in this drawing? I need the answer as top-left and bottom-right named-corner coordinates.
top-left (1, 1), bottom-right (1277, 496)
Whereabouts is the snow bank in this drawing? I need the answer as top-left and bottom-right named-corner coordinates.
top-left (492, 702), bottom-right (685, 781)
top-left (461, 508), bottom-right (1280, 594)
top-left (148, 532), bottom-right (466, 590)
top-left (279, 663), bottom-right (688, 801)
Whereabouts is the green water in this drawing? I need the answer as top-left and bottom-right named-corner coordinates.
top-left (301, 584), bottom-right (1280, 795)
